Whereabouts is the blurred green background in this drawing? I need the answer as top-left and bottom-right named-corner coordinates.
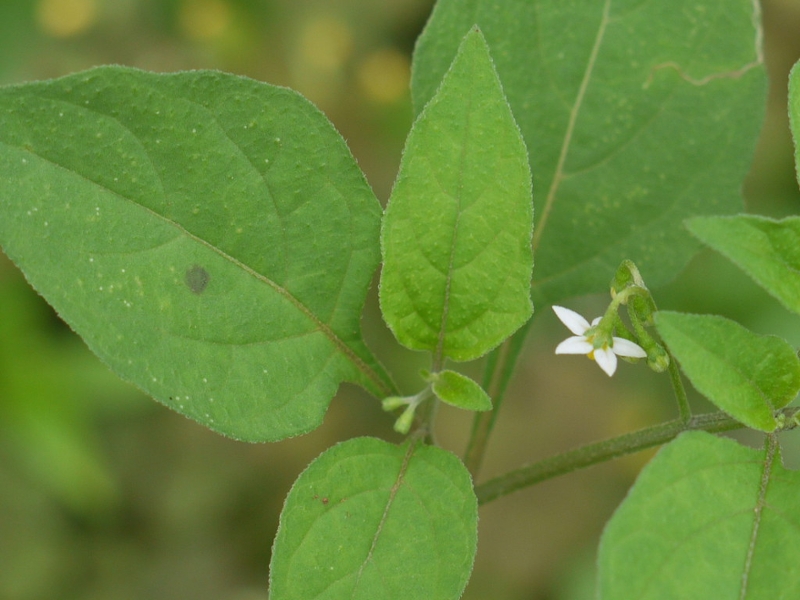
top-left (1, 1), bottom-right (799, 598)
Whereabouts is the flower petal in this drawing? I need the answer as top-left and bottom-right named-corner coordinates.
top-left (555, 336), bottom-right (593, 355)
top-left (594, 347), bottom-right (618, 376)
top-left (611, 337), bottom-right (647, 358)
top-left (553, 306), bottom-right (590, 335)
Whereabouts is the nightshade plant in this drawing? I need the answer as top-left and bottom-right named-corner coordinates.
top-left (1, 0), bottom-right (799, 597)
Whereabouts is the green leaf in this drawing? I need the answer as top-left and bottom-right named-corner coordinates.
top-left (598, 431), bottom-right (800, 599)
top-left (655, 311), bottom-right (800, 431)
top-left (790, 58), bottom-right (800, 186)
top-left (687, 215), bottom-right (800, 316)
top-left (684, 64), bottom-right (800, 313)
top-left (431, 369), bottom-right (492, 411)
top-left (269, 438), bottom-right (478, 600)
top-left (412, 0), bottom-right (766, 305)
top-left (0, 66), bottom-right (394, 442)
top-left (380, 28), bottom-right (533, 362)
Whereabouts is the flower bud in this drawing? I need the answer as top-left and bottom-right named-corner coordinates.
top-left (646, 343), bottom-right (670, 373)
top-left (393, 404), bottom-right (417, 434)
top-left (382, 396), bottom-right (409, 411)
top-left (611, 259), bottom-right (646, 297)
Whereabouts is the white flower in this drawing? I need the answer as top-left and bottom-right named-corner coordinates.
top-left (552, 305), bottom-right (647, 377)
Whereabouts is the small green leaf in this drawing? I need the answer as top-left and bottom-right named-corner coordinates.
top-left (687, 215), bottom-right (800, 316)
top-left (412, 0), bottom-right (766, 305)
top-left (0, 67), bottom-right (394, 442)
top-left (598, 431), bottom-right (800, 599)
top-left (655, 311), bottom-right (800, 431)
top-left (269, 438), bottom-right (478, 600)
top-left (431, 370), bottom-right (492, 411)
top-left (380, 27), bottom-right (533, 362)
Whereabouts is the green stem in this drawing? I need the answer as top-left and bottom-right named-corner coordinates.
top-left (464, 342), bottom-right (509, 478)
top-left (407, 386), bottom-right (436, 443)
top-left (667, 354), bottom-right (691, 424)
top-left (598, 284), bottom-right (648, 334)
top-left (474, 406), bottom-right (800, 505)
top-left (620, 286), bottom-right (690, 424)
top-left (464, 318), bottom-right (533, 479)
top-left (420, 396), bottom-right (440, 445)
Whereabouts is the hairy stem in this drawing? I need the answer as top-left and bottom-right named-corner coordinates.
top-left (667, 355), bottom-right (692, 424)
top-left (474, 406), bottom-right (800, 505)
top-left (464, 341), bottom-right (510, 477)
top-left (464, 319), bottom-right (533, 479)
top-left (620, 285), bottom-right (690, 424)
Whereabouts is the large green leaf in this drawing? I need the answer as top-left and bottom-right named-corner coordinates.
top-left (380, 28), bottom-right (533, 362)
top-left (686, 215), bottom-right (800, 316)
top-left (655, 311), bottom-right (800, 432)
top-left (0, 67), bottom-right (394, 442)
top-left (598, 431), bottom-right (800, 599)
top-left (269, 437), bottom-right (478, 600)
top-left (412, 0), bottom-right (766, 305)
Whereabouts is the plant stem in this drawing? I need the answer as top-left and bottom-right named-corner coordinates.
top-left (464, 319), bottom-right (533, 479)
top-left (474, 406), bottom-right (800, 505)
top-left (621, 289), bottom-right (690, 424)
top-left (667, 354), bottom-right (691, 424)
top-left (422, 397), bottom-right (440, 445)
top-left (464, 342), bottom-right (509, 477)
top-left (408, 386), bottom-right (437, 444)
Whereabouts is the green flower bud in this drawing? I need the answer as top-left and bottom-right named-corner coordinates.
top-left (393, 404), bottom-right (417, 434)
top-left (611, 259), bottom-right (646, 297)
top-left (382, 396), bottom-right (409, 411)
top-left (646, 343), bottom-right (670, 373)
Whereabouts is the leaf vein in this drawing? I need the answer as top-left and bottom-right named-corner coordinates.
top-left (350, 441), bottom-right (418, 597)
top-left (531, 0), bottom-right (611, 253)
top-left (17, 130), bottom-right (391, 396)
top-left (739, 434), bottom-right (777, 599)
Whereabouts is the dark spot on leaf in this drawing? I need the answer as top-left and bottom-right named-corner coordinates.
top-left (185, 265), bottom-right (210, 294)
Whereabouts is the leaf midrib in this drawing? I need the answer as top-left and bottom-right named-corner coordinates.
top-left (432, 88), bottom-right (476, 369)
top-left (739, 435), bottom-right (777, 600)
top-left (11, 137), bottom-right (393, 397)
top-left (350, 440), bottom-right (418, 597)
top-left (530, 0), bottom-right (611, 254)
